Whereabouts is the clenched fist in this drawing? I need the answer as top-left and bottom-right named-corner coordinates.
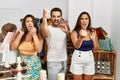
top-left (43, 8), bottom-right (50, 18)
top-left (80, 29), bottom-right (87, 37)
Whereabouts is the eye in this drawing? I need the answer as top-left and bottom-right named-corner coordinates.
top-left (85, 18), bottom-right (88, 20)
top-left (80, 18), bottom-right (84, 20)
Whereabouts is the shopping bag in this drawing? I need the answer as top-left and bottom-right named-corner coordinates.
top-left (96, 27), bottom-right (107, 39)
top-left (2, 44), bottom-right (17, 67)
top-left (99, 37), bottom-right (113, 51)
top-left (0, 32), bottom-right (15, 53)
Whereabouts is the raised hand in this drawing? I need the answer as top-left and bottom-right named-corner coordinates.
top-left (29, 26), bottom-right (37, 36)
top-left (17, 28), bottom-right (24, 36)
top-left (60, 21), bottom-right (70, 33)
top-left (79, 29), bottom-right (87, 37)
top-left (43, 8), bottom-right (50, 18)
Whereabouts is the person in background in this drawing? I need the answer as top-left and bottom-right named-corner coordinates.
top-left (0, 23), bottom-right (17, 68)
top-left (70, 12), bottom-right (100, 80)
top-left (10, 14), bottom-right (43, 80)
top-left (0, 23), bottom-right (17, 43)
top-left (41, 7), bottom-right (70, 80)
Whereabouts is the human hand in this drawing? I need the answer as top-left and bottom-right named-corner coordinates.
top-left (43, 8), bottom-right (50, 18)
top-left (17, 28), bottom-right (24, 36)
top-left (60, 22), bottom-right (69, 33)
top-left (29, 26), bottom-right (37, 36)
top-left (90, 30), bottom-right (96, 40)
top-left (80, 29), bottom-right (87, 37)
top-left (60, 20), bottom-right (70, 33)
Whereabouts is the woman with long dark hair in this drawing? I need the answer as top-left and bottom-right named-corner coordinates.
top-left (70, 12), bottom-right (99, 80)
top-left (10, 14), bottom-right (43, 80)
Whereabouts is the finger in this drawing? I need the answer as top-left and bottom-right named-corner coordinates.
top-left (21, 28), bottom-right (24, 31)
top-left (17, 28), bottom-right (21, 31)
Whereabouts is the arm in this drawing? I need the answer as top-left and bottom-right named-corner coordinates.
top-left (66, 31), bottom-right (70, 40)
top-left (30, 26), bottom-right (43, 53)
top-left (90, 30), bottom-right (100, 51)
top-left (41, 8), bottom-right (50, 38)
top-left (33, 34), bottom-right (43, 53)
top-left (71, 31), bottom-right (84, 49)
top-left (60, 20), bottom-right (70, 39)
top-left (10, 28), bottom-right (24, 50)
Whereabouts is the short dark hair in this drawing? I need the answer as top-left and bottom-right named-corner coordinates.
top-left (50, 7), bottom-right (62, 16)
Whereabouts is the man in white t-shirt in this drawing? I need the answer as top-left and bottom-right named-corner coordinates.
top-left (41, 7), bottom-right (70, 80)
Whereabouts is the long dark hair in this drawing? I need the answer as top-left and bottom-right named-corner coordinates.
top-left (20, 14), bottom-right (39, 43)
top-left (73, 12), bottom-right (91, 31)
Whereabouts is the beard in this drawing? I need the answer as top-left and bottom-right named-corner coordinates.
top-left (52, 20), bottom-right (61, 27)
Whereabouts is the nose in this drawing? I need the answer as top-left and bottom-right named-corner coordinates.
top-left (54, 18), bottom-right (58, 21)
top-left (54, 17), bottom-right (59, 20)
top-left (29, 22), bottom-right (32, 26)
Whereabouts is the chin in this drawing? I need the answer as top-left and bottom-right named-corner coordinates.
top-left (53, 23), bottom-right (59, 27)
top-left (82, 27), bottom-right (87, 30)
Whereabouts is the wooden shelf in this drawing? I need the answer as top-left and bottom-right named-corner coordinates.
top-left (92, 51), bottom-right (116, 80)
top-left (92, 74), bottom-right (114, 80)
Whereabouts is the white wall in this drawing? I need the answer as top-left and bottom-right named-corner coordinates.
top-left (68, 0), bottom-right (113, 37)
top-left (93, 0), bottom-right (113, 38)
top-left (68, 0), bottom-right (93, 31)
top-left (111, 0), bottom-right (120, 79)
top-left (0, 0), bottom-right (68, 32)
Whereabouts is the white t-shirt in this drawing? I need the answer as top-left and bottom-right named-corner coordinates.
top-left (46, 25), bottom-right (67, 61)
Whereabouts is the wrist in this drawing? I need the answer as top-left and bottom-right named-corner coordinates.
top-left (42, 17), bottom-right (48, 22)
top-left (19, 32), bottom-right (24, 36)
top-left (32, 34), bottom-right (38, 39)
top-left (43, 15), bottom-right (47, 19)
top-left (79, 35), bottom-right (85, 39)
top-left (78, 36), bottom-right (84, 41)
top-left (31, 32), bottom-right (37, 36)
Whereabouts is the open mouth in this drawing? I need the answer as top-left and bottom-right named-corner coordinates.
top-left (83, 23), bottom-right (87, 26)
top-left (54, 21), bottom-right (59, 24)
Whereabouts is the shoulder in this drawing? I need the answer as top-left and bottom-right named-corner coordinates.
top-left (71, 30), bottom-right (77, 36)
top-left (71, 30), bottom-right (76, 34)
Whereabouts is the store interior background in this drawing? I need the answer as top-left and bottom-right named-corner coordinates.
top-left (0, 0), bottom-right (120, 79)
